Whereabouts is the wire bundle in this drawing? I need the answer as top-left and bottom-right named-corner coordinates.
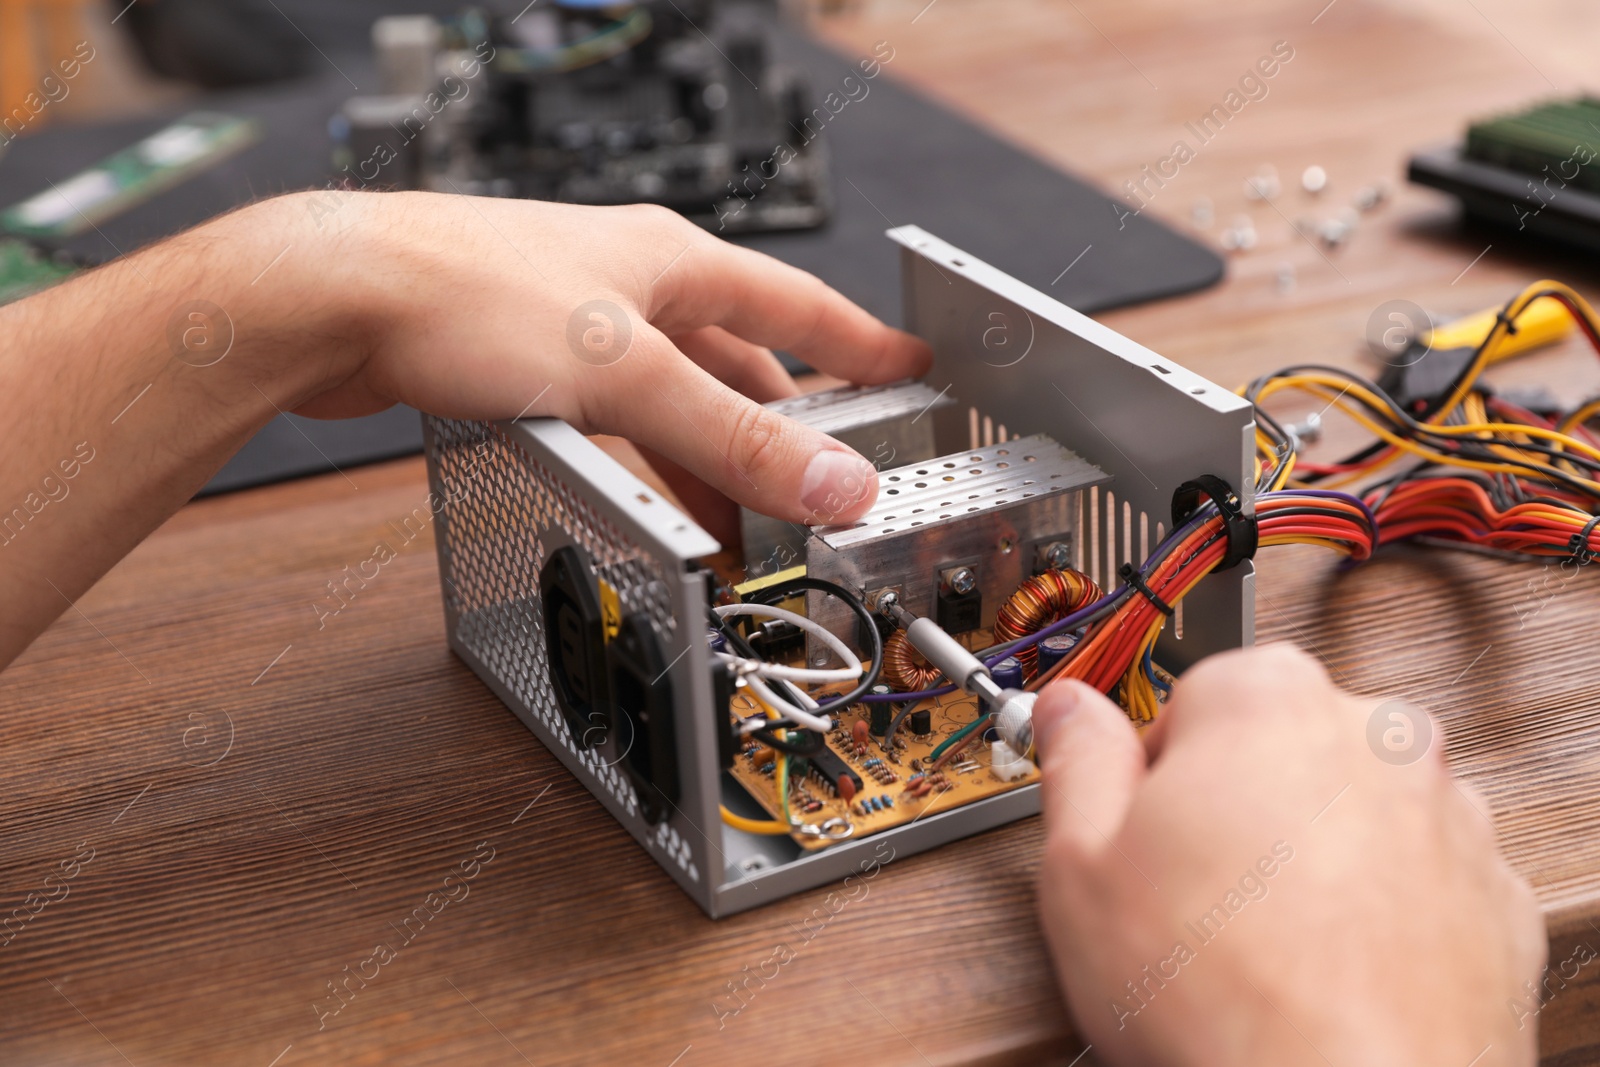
top-left (1250, 282), bottom-right (1600, 505)
top-left (1020, 280), bottom-right (1600, 721)
top-left (1022, 490), bottom-right (1377, 720)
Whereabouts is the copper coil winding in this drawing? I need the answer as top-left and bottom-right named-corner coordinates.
top-left (883, 630), bottom-right (944, 691)
top-left (993, 567), bottom-right (1101, 677)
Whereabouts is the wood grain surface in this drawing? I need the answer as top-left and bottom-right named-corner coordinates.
top-left (6, 1), bottom-right (1600, 1064)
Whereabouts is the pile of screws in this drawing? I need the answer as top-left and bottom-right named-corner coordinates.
top-left (1201, 163), bottom-right (1393, 266)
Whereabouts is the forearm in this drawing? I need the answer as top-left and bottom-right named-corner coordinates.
top-left (0, 189), bottom-right (929, 669)
top-left (0, 193), bottom-right (374, 667)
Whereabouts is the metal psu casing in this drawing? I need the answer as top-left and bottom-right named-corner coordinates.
top-left (804, 434), bottom-right (1110, 658)
top-left (422, 226), bottom-right (1254, 917)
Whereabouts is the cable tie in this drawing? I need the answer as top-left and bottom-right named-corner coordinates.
top-left (1567, 513), bottom-right (1600, 565)
top-left (1117, 562), bottom-right (1174, 617)
top-left (1494, 309), bottom-right (1520, 337)
top-left (1171, 474), bottom-right (1259, 571)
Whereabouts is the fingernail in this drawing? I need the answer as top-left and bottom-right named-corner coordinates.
top-left (800, 450), bottom-right (876, 522)
top-left (1033, 680), bottom-right (1087, 757)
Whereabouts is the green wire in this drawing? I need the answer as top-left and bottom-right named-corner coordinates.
top-left (929, 713), bottom-right (992, 762)
top-left (777, 750), bottom-right (792, 826)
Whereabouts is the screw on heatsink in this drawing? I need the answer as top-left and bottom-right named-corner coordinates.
top-left (943, 566), bottom-right (977, 596)
top-left (1040, 540), bottom-right (1073, 571)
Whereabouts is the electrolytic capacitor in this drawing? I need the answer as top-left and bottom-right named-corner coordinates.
top-left (869, 702), bottom-right (892, 736)
top-left (865, 684), bottom-right (896, 738)
top-left (992, 656), bottom-right (1023, 690)
top-left (1037, 631), bottom-right (1082, 675)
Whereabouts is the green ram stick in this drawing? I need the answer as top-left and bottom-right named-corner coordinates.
top-left (1, 112), bottom-right (260, 239)
top-left (1464, 97), bottom-right (1600, 195)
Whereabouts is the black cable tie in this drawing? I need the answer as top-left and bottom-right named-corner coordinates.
top-left (1494, 309), bottom-right (1520, 337)
top-left (1170, 474), bottom-right (1259, 571)
top-left (1117, 562), bottom-right (1174, 617)
top-left (1567, 514), bottom-right (1600, 565)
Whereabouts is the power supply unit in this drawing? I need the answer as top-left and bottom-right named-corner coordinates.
top-left (422, 226), bottom-right (1255, 917)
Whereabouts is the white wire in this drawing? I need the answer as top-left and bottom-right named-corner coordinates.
top-left (739, 673), bottom-right (833, 733)
top-left (712, 603), bottom-right (860, 733)
top-left (732, 679), bottom-right (825, 735)
top-left (713, 603), bottom-right (861, 668)
top-left (717, 653), bottom-right (861, 685)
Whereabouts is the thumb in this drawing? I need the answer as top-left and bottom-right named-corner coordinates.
top-left (593, 327), bottom-right (880, 526)
top-left (1034, 679), bottom-right (1148, 860)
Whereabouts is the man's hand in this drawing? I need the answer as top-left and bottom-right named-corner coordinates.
top-left (0, 191), bottom-right (929, 667)
top-left (1033, 644), bottom-right (1545, 1066)
top-left (297, 193), bottom-right (929, 530)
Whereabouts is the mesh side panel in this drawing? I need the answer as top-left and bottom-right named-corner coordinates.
top-left (426, 417), bottom-right (698, 883)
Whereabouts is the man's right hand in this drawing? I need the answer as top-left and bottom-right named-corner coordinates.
top-left (1033, 644), bottom-right (1546, 1066)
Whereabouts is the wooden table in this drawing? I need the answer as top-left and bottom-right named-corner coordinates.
top-left (6, 1), bottom-right (1600, 1063)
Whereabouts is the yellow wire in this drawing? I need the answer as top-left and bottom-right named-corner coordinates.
top-left (1434, 284), bottom-right (1598, 416)
top-left (1254, 375), bottom-right (1600, 492)
top-left (1111, 518), bottom-right (1370, 726)
top-left (1559, 396), bottom-right (1600, 434)
top-left (1252, 282), bottom-right (1600, 491)
top-left (719, 687), bottom-right (797, 836)
top-left (719, 806), bottom-right (794, 835)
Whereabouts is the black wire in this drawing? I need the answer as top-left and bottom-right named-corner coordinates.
top-left (1248, 363), bottom-right (1600, 499)
top-left (748, 727), bottom-right (825, 756)
top-left (1252, 405), bottom-right (1297, 489)
top-left (1270, 291), bottom-right (1551, 484)
top-left (745, 576), bottom-right (884, 715)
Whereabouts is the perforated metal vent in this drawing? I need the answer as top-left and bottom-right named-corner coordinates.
top-left (816, 434), bottom-right (1103, 547)
top-left (424, 416), bottom-right (700, 884)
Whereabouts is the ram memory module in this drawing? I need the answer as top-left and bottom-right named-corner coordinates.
top-left (1, 112), bottom-right (260, 239)
top-left (1464, 97), bottom-right (1600, 194)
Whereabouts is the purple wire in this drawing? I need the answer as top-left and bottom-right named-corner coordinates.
top-left (1275, 487), bottom-right (1379, 539)
top-left (857, 511), bottom-right (1214, 702)
top-left (858, 489), bottom-right (1373, 702)
top-left (858, 589), bottom-right (1123, 702)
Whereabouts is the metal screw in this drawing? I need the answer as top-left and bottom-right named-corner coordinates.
top-left (946, 567), bottom-right (977, 595)
top-left (1041, 541), bottom-right (1072, 571)
top-left (1244, 164), bottom-right (1281, 201)
top-left (1353, 182), bottom-right (1391, 213)
top-left (872, 588), bottom-right (900, 616)
top-left (1287, 411), bottom-right (1324, 447)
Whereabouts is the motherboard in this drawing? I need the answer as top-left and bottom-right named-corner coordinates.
top-left (341, 2), bottom-right (831, 234)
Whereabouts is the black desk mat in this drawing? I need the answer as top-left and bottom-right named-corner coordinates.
top-left (0, 22), bottom-right (1222, 496)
